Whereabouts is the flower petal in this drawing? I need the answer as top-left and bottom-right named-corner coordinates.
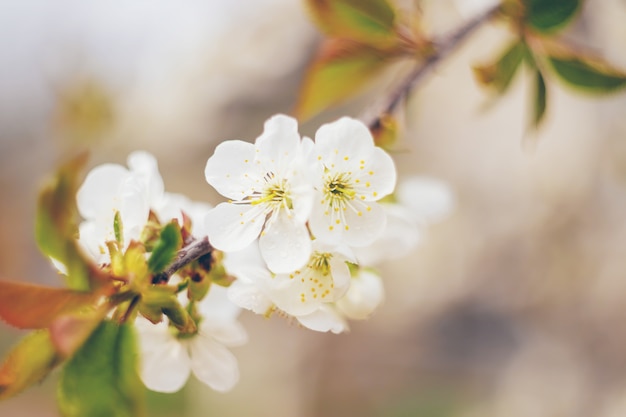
top-left (328, 254), bottom-right (351, 300)
top-left (199, 320), bottom-right (248, 347)
top-left (296, 305), bottom-right (348, 334)
top-left (255, 114), bottom-right (301, 175)
top-left (197, 284), bottom-right (241, 321)
top-left (127, 151), bottom-right (165, 207)
top-left (353, 147), bottom-right (397, 201)
top-left (76, 164), bottom-right (128, 220)
top-left (227, 279), bottom-right (274, 315)
top-left (259, 211), bottom-right (311, 273)
top-left (310, 197), bottom-right (386, 248)
top-left (204, 140), bottom-right (260, 200)
top-left (353, 204), bottom-right (421, 265)
top-left (314, 117), bottom-right (375, 171)
top-left (136, 321), bottom-right (191, 393)
top-left (189, 336), bottom-right (240, 392)
top-left (204, 203), bottom-right (265, 252)
top-left (336, 270), bottom-right (384, 320)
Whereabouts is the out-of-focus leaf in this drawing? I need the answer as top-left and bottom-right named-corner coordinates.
top-left (49, 305), bottom-right (111, 359)
top-left (0, 330), bottom-right (61, 400)
top-left (473, 41), bottom-right (526, 94)
top-left (55, 80), bottom-right (115, 143)
top-left (548, 55), bottom-right (626, 92)
top-left (305, 0), bottom-right (397, 47)
top-left (0, 281), bottom-right (97, 330)
top-left (370, 113), bottom-right (399, 149)
top-left (532, 69), bottom-right (547, 128)
top-left (57, 321), bottom-right (144, 417)
top-left (295, 39), bottom-right (396, 121)
top-left (525, 0), bottom-right (581, 33)
top-left (148, 222), bottom-right (182, 275)
top-left (36, 153), bottom-right (94, 291)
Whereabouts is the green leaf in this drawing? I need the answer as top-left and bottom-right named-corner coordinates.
top-left (549, 55), bottom-right (626, 92)
top-left (473, 41), bottom-right (526, 94)
top-left (295, 39), bottom-right (395, 120)
top-left (0, 330), bottom-right (61, 400)
top-left (0, 280), bottom-right (97, 330)
top-left (36, 153), bottom-right (93, 291)
top-left (532, 69), bottom-right (547, 128)
top-left (305, 0), bottom-right (397, 47)
top-left (57, 321), bottom-right (144, 417)
top-left (525, 0), bottom-right (581, 33)
top-left (148, 222), bottom-right (182, 275)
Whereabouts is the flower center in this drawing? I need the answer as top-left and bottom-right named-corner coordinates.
top-left (249, 173), bottom-right (292, 210)
top-left (308, 251), bottom-right (332, 276)
top-left (324, 172), bottom-right (355, 200)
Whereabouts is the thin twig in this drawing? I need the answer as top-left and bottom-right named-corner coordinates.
top-left (152, 236), bottom-right (213, 283)
top-left (366, 4), bottom-right (501, 129)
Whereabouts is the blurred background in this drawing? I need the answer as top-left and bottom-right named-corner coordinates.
top-left (2, 0), bottom-right (626, 416)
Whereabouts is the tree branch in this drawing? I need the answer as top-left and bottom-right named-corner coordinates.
top-left (366, 4), bottom-right (501, 129)
top-left (152, 236), bottom-right (213, 283)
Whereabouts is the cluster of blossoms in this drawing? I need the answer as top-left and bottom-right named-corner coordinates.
top-left (204, 115), bottom-right (397, 332)
top-left (68, 114), bottom-right (452, 394)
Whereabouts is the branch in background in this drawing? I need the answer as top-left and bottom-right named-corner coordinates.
top-left (366, 4), bottom-right (501, 129)
top-left (152, 236), bottom-right (213, 284)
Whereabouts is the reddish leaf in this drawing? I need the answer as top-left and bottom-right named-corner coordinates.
top-left (0, 281), bottom-right (98, 330)
top-left (305, 0), bottom-right (398, 47)
top-left (295, 38), bottom-right (398, 120)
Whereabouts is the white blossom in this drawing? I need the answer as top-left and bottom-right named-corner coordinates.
top-left (204, 114), bottom-right (313, 273)
top-left (76, 151), bottom-right (164, 264)
top-left (136, 285), bottom-right (247, 393)
top-left (307, 117), bottom-right (397, 248)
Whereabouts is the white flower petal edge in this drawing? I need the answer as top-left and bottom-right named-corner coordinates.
top-left (135, 319), bottom-right (192, 394)
top-left (297, 305), bottom-right (348, 334)
top-left (336, 269), bottom-right (384, 320)
top-left (259, 211), bottom-right (312, 274)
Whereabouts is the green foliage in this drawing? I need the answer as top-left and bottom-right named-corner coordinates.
top-left (35, 153), bottom-right (93, 291)
top-left (0, 281), bottom-right (96, 329)
top-left (295, 39), bottom-right (394, 120)
top-left (473, 41), bottom-right (527, 94)
top-left (549, 55), bottom-right (626, 92)
top-left (305, 0), bottom-right (397, 47)
top-left (0, 330), bottom-right (61, 400)
top-left (525, 0), bottom-right (581, 33)
top-left (57, 321), bottom-right (144, 417)
top-left (148, 221), bottom-right (182, 275)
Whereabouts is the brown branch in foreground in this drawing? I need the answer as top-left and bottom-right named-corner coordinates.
top-left (152, 236), bottom-right (213, 284)
top-left (366, 4), bottom-right (501, 129)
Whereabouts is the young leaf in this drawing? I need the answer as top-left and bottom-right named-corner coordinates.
top-left (473, 41), bottom-right (526, 94)
top-left (148, 222), bottom-right (182, 275)
top-left (532, 69), bottom-right (547, 128)
top-left (548, 55), bottom-right (626, 93)
top-left (36, 153), bottom-right (93, 291)
top-left (0, 330), bottom-right (61, 400)
top-left (525, 0), bottom-right (581, 33)
top-left (305, 0), bottom-right (398, 47)
top-left (0, 281), bottom-right (97, 329)
top-left (57, 321), bottom-right (144, 417)
top-left (295, 39), bottom-right (397, 121)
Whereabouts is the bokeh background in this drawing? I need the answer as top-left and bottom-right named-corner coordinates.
top-left (2, 0), bottom-right (626, 416)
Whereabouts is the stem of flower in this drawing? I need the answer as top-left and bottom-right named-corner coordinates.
top-left (365, 3), bottom-right (501, 129)
top-left (152, 236), bottom-right (213, 284)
